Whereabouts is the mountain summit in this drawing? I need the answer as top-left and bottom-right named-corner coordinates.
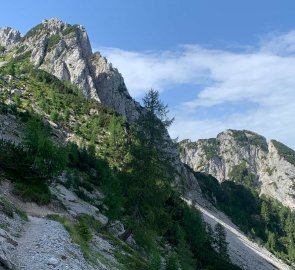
top-left (179, 129), bottom-right (295, 209)
top-left (0, 18), bottom-right (140, 121)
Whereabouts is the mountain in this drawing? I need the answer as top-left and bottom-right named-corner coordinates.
top-left (1, 18), bottom-right (140, 121)
top-left (0, 19), bottom-right (293, 270)
top-left (179, 129), bottom-right (295, 210)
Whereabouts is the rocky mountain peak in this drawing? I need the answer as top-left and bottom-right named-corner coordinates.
top-left (0, 26), bottom-right (21, 47)
top-left (41, 18), bottom-right (66, 31)
top-left (4, 18), bottom-right (140, 121)
top-left (180, 129), bottom-right (295, 209)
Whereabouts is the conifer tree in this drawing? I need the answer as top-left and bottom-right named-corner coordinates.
top-left (214, 223), bottom-right (229, 260)
top-left (261, 201), bottom-right (270, 224)
top-left (121, 89), bottom-right (175, 241)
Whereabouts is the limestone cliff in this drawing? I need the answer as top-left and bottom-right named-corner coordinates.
top-left (0, 18), bottom-right (200, 197)
top-left (179, 129), bottom-right (295, 209)
top-left (0, 27), bottom-right (21, 47)
top-left (0, 18), bottom-right (140, 121)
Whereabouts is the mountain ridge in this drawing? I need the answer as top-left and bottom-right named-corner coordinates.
top-left (0, 18), bottom-right (141, 122)
top-left (179, 129), bottom-right (295, 210)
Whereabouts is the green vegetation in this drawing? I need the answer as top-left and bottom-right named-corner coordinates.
top-left (230, 129), bottom-right (268, 151)
top-left (13, 182), bottom-right (51, 205)
top-left (202, 138), bottom-right (219, 160)
top-left (0, 195), bottom-right (28, 221)
top-left (228, 161), bottom-right (256, 188)
top-left (22, 23), bottom-right (45, 40)
top-left (47, 214), bottom-right (94, 261)
top-left (47, 34), bottom-right (61, 51)
top-left (62, 24), bottom-right (79, 36)
top-left (0, 57), bottom-right (241, 269)
top-left (195, 170), bottom-right (295, 264)
top-left (214, 223), bottom-right (229, 260)
top-left (272, 140), bottom-right (295, 166)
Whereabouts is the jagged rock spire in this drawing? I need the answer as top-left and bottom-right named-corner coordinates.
top-left (5, 18), bottom-right (140, 121)
top-left (0, 26), bottom-right (21, 47)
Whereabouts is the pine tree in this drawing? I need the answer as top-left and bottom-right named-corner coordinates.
top-left (214, 223), bottom-right (229, 260)
top-left (261, 201), bottom-right (270, 224)
top-left (176, 226), bottom-right (196, 270)
top-left (266, 232), bottom-right (277, 251)
top-left (147, 250), bottom-right (162, 270)
top-left (165, 252), bottom-right (179, 270)
top-left (121, 89), bottom-right (175, 241)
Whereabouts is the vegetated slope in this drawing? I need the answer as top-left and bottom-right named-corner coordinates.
top-left (188, 199), bottom-right (292, 270)
top-left (179, 129), bottom-right (295, 210)
top-left (180, 130), bottom-right (295, 266)
top-left (190, 169), bottom-right (295, 268)
top-left (1, 18), bottom-right (291, 270)
top-left (0, 20), bottom-right (240, 270)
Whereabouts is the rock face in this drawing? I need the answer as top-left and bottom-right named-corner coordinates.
top-left (0, 18), bottom-right (199, 194)
top-left (1, 18), bottom-right (140, 121)
top-left (179, 129), bottom-right (295, 209)
top-left (0, 27), bottom-right (21, 47)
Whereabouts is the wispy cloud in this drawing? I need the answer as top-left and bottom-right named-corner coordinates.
top-left (97, 31), bottom-right (295, 148)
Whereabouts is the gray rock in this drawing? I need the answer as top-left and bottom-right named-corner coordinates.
top-left (17, 18), bottom-right (141, 122)
top-left (47, 257), bottom-right (59, 267)
top-left (50, 184), bottom-right (108, 225)
top-left (0, 27), bottom-right (21, 47)
top-left (179, 129), bottom-right (295, 209)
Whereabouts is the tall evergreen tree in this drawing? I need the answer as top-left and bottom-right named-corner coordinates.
top-left (214, 223), bottom-right (229, 260)
top-left (261, 201), bottom-right (270, 224)
top-left (121, 89), bottom-right (175, 241)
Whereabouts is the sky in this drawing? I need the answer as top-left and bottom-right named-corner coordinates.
top-left (1, 0), bottom-right (295, 148)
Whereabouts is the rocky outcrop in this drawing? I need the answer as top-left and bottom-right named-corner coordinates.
top-left (3, 18), bottom-right (141, 121)
top-left (0, 27), bottom-right (21, 47)
top-left (179, 129), bottom-right (295, 209)
top-left (0, 18), bottom-right (198, 195)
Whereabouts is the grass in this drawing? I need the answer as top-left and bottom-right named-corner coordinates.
top-left (0, 195), bottom-right (28, 221)
top-left (13, 182), bottom-right (52, 205)
top-left (47, 214), bottom-right (95, 262)
top-left (47, 214), bottom-right (147, 269)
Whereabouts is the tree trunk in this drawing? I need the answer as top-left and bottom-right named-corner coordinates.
top-left (120, 228), bottom-right (133, 242)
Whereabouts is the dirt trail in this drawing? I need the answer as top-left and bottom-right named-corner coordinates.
top-left (185, 198), bottom-right (293, 270)
top-left (13, 216), bottom-right (96, 270)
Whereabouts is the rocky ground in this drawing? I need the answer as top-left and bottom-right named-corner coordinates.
top-left (0, 181), bottom-right (122, 270)
top-left (12, 216), bottom-right (97, 270)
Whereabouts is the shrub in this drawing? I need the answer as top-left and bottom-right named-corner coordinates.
top-left (62, 24), bottom-right (78, 36)
top-left (13, 182), bottom-right (52, 205)
top-left (271, 140), bottom-right (295, 166)
top-left (47, 34), bottom-right (61, 51)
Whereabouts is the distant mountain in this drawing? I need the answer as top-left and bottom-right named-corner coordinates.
top-left (179, 129), bottom-right (295, 209)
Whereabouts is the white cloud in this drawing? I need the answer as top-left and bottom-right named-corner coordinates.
top-left (97, 31), bottom-right (295, 149)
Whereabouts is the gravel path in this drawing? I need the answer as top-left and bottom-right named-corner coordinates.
top-left (185, 198), bottom-right (293, 270)
top-left (13, 216), bottom-right (97, 270)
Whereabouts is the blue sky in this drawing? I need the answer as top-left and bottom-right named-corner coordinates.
top-left (1, 0), bottom-right (295, 148)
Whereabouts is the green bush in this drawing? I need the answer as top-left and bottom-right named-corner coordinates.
top-left (13, 182), bottom-right (51, 205)
top-left (271, 140), bottom-right (295, 166)
top-left (47, 34), bottom-right (61, 51)
top-left (62, 24), bottom-right (78, 36)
